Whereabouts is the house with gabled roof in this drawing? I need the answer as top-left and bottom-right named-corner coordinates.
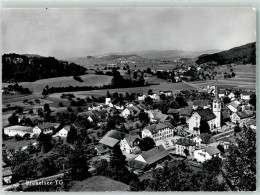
top-left (175, 138), bottom-right (196, 157)
top-left (188, 108), bottom-right (216, 133)
top-left (240, 91), bottom-right (254, 100)
top-left (4, 125), bottom-right (33, 137)
top-left (132, 145), bottom-right (170, 169)
top-left (194, 146), bottom-right (221, 162)
top-left (142, 122), bottom-right (174, 144)
top-left (33, 123), bottom-right (59, 135)
top-left (192, 133), bottom-right (216, 148)
top-left (123, 120), bottom-right (142, 131)
top-left (230, 110), bottom-right (254, 123)
top-left (227, 100), bottom-right (241, 113)
top-left (192, 100), bottom-right (210, 110)
top-left (120, 134), bottom-right (141, 154)
top-left (99, 130), bottom-right (125, 148)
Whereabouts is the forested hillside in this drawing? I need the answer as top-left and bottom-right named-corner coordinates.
top-left (2, 54), bottom-right (86, 82)
top-left (196, 42), bottom-right (256, 65)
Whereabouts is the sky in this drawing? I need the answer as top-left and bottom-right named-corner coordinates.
top-left (2, 8), bottom-right (256, 58)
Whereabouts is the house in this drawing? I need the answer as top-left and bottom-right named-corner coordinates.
top-left (2, 166), bottom-right (13, 184)
top-left (4, 125), bottom-right (33, 137)
top-left (138, 94), bottom-right (146, 101)
top-left (121, 107), bottom-right (140, 118)
top-left (120, 134), bottom-right (141, 154)
top-left (175, 138), bottom-right (196, 157)
top-left (132, 145), bottom-right (170, 169)
top-left (142, 123), bottom-right (174, 143)
top-left (230, 110), bottom-right (254, 123)
top-left (240, 91), bottom-right (254, 100)
top-left (147, 109), bottom-right (172, 123)
top-left (192, 100), bottom-right (210, 110)
top-left (156, 135), bottom-right (182, 150)
top-left (53, 125), bottom-right (70, 137)
top-left (227, 100), bottom-right (241, 113)
top-left (215, 136), bottom-right (236, 150)
top-left (71, 121), bottom-right (85, 131)
top-left (222, 109), bottom-right (231, 122)
top-left (123, 120), bottom-right (142, 131)
top-left (95, 144), bottom-right (110, 155)
top-left (148, 93), bottom-right (160, 100)
top-left (33, 123), bottom-right (59, 135)
top-left (188, 108), bottom-right (216, 133)
top-left (228, 92), bottom-right (236, 100)
top-left (192, 133), bottom-right (216, 148)
top-left (77, 111), bottom-right (98, 124)
top-left (194, 146), bottom-right (221, 162)
top-left (219, 89), bottom-right (227, 98)
top-left (105, 98), bottom-right (111, 105)
top-left (99, 130), bottom-right (125, 148)
top-left (159, 90), bottom-right (172, 97)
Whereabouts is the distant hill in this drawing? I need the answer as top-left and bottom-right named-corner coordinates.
top-left (99, 54), bottom-right (142, 61)
top-left (2, 53), bottom-right (86, 82)
top-left (196, 42), bottom-right (256, 65)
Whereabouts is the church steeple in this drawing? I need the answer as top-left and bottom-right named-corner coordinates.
top-left (214, 80), bottom-right (220, 102)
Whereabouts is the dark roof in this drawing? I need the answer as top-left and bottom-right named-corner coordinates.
top-left (222, 110), bottom-right (230, 119)
top-left (205, 146), bottom-right (220, 156)
top-left (167, 109), bottom-right (180, 114)
top-left (124, 134), bottom-right (141, 147)
top-left (138, 145), bottom-right (169, 165)
top-left (123, 121), bottom-right (142, 130)
top-left (154, 112), bottom-right (171, 122)
top-left (128, 160), bottom-right (147, 170)
top-left (176, 138), bottom-right (196, 146)
top-left (144, 123), bottom-right (172, 134)
top-left (106, 130), bottom-right (125, 140)
top-left (95, 144), bottom-right (109, 154)
top-left (193, 100), bottom-right (209, 107)
top-left (196, 108), bottom-right (216, 121)
top-left (236, 110), bottom-right (254, 119)
top-left (36, 123), bottom-right (59, 130)
top-left (199, 133), bottom-right (216, 144)
top-left (179, 108), bottom-right (193, 117)
top-left (72, 121), bottom-right (85, 130)
top-left (241, 91), bottom-right (254, 95)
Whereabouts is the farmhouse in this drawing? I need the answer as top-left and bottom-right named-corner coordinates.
top-left (193, 146), bottom-right (221, 162)
top-left (227, 100), bottom-right (241, 113)
top-left (132, 145), bottom-right (170, 169)
top-left (33, 123), bottom-right (59, 135)
top-left (120, 134), bottom-right (141, 154)
top-left (4, 125), bottom-right (33, 137)
top-left (230, 110), bottom-right (254, 123)
top-left (240, 91), bottom-right (254, 100)
top-left (53, 125), bottom-right (70, 137)
top-left (99, 130), bottom-right (125, 148)
top-left (175, 138), bottom-right (196, 157)
top-left (192, 133), bottom-right (216, 148)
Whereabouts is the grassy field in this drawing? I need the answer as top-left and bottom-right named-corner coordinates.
top-left (10, 74), bottom-right (113, 93)
top-left (49, 81), bottom-right (198, 99)
top-left (191, 65), bottom-right (256, 91)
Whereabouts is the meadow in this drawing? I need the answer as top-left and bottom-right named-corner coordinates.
top-left (12, 74), bottom-right (112, 93)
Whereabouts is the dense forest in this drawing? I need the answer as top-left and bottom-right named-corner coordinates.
top-left (196, 42), bottom-right (256, 65)
top-left (2, 54), bottom-right (86, 82)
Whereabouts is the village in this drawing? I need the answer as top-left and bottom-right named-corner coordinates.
top-left (2, 78), bottom-right (256, 191)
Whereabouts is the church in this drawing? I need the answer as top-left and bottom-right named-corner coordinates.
top-left (188, 81), bottom-right (221, 134)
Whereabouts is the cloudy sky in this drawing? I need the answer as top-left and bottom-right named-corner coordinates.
top-left (2, 8), bottom-right (256, 58)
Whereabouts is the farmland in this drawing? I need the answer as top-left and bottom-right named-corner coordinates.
top-left (10, 74), bottom-right (112, 93)
top-left (191, 65), bottom-right (256, 91)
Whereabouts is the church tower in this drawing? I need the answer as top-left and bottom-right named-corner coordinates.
top-left (212, 80), bottom-right (221, 128)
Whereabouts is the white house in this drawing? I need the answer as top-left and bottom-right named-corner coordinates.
top-left (159, 90), bottom-right (172, 97)
top-left (33, 123), bottom-right (59, 135)
top-left (53, 125), bottom-right (70, 137)
top-left (148, 93), bottom-right (160, 100)
top-left (142, 123), bottom-right (174, 144)
top-left (175, 138), bottom-right (196, 157)
top-left (192, 133), bottom-right (217, 149)
top-left (138, 95), bottom-right (146, 101)
top-left (240, 91), bottom-right (254, 100)
top-left (4, 125), bottom-right (33, 137)
top-left (105, 98), bottom-right (111, 105)
top-left (228, 92), bottom-right (236, 100)
top-left (120, 134), bottom-right (140, 154)
top-left (230, 110), bottom-right (254, 123)
top-left (193, 146), bottom-right (221, 162)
